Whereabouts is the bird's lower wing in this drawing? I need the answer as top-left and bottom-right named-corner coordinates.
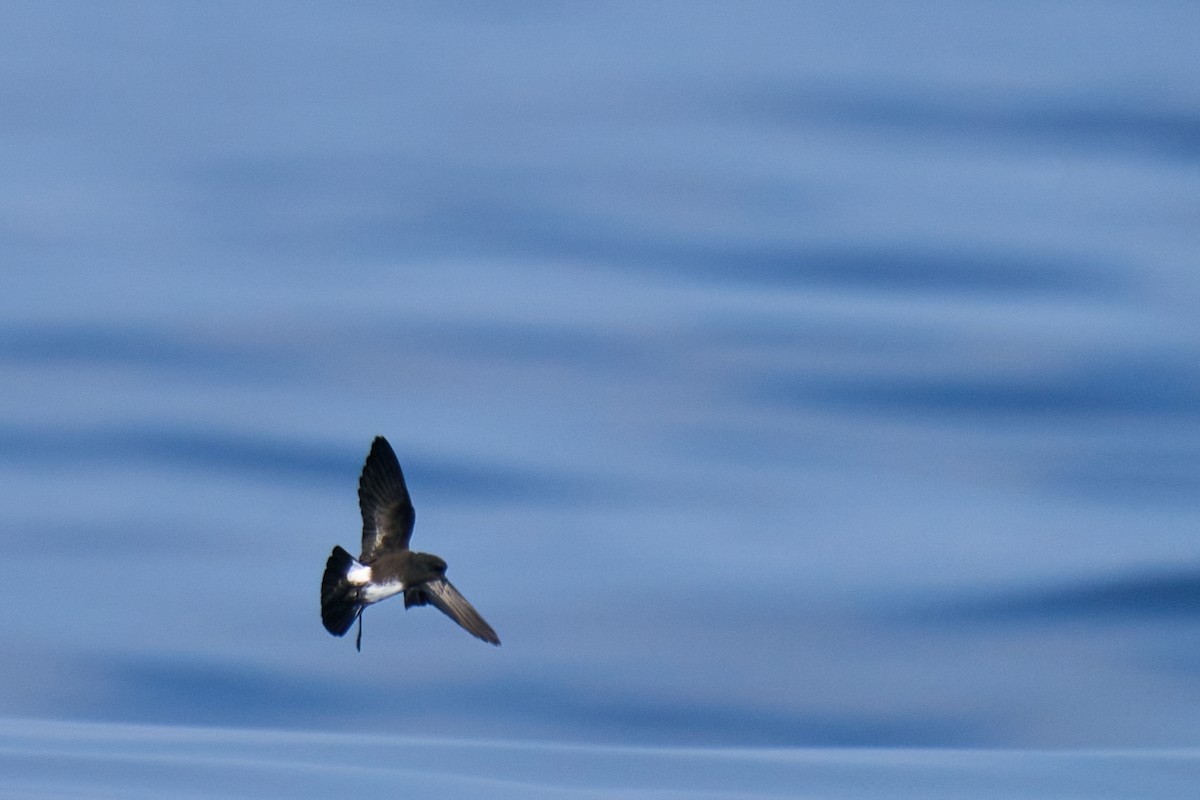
top-left (418, 577), bottom-right (501, 646)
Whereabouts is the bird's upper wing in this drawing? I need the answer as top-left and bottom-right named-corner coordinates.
top-left (358, 436), bottom-right (415, 559)
top-left (406, 577), bottom-right (500, 646)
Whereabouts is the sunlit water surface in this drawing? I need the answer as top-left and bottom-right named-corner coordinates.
top-left (2, 719), bottom-right (1197, 799)
top-left (2, 1), bottom-right (1199, 796)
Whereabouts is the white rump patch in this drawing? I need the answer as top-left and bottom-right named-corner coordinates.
top-left (346, 563), bottom-right (372, 585)
top-left (362, 580), bottom-right (405, 603)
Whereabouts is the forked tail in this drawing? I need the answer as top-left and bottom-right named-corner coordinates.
top-left (321, 546), bottom-right (363, 638)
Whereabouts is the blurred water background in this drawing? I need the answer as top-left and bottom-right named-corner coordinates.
top-left (2, 1), bottom-right (1199, 796)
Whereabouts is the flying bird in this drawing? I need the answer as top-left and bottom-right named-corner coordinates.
top-left (321, 436), bottom-right (500, 649)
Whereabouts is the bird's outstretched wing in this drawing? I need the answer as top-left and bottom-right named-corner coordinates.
top-left (358, 436), bottom-right (415, 559)
top-left (406, 578), bottom-right (501, 646)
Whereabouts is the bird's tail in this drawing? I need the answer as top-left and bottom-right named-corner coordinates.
top-left (321, 546), bottom-right (363, 637)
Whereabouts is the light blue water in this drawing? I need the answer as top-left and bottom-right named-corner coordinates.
top-left (2, 2), bottom-right (1199, 795)
top-left (2, 719), bottom-right (1197, 800)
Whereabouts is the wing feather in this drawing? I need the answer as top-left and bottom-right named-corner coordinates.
top-left (419, 577), bottom-right (501, 646)
top-left (358, 436), bottom-right (415, 558)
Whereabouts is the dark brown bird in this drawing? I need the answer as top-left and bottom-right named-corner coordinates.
top-left (321, 436), bottom-right (500, 650)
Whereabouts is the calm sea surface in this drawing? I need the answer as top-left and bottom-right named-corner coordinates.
top-left (2, 2), bottom-right (1199, 796)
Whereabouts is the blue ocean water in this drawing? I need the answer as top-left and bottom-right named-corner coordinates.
top-left (2, 719), bottom-right (1197, 800)
top-left (2, 1), bottom-right (1199, 795)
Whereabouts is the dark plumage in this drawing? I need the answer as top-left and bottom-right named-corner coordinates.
top-left (320, 546), bottom-right (360, 636)
top-left (320, 436), bottom-right (501, 649)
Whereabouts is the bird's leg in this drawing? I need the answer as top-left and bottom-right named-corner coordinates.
top-left (355, 609), bottom-right (364, 652)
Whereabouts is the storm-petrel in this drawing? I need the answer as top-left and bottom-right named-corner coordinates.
top-left (321, 436), bottom-right (500, 649)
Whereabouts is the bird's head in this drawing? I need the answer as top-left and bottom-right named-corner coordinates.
top-left (413, 552), bottom-right (448, 578)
